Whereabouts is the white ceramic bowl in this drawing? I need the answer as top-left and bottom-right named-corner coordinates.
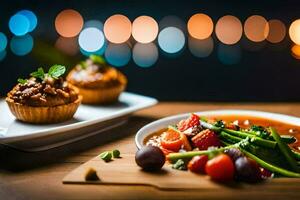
top-left (135, 109), bottom-right (300, 149)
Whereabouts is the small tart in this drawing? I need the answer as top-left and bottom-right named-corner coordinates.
top-left (67, 58), bottom-right (127, 104)
top-left (6, 77), bottom-right (81, 124)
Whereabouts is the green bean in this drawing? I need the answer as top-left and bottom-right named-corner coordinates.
top-left (167, 146), bottom-right (231, 163)
top-left (241, 149), bottom-right (300, 177)
top-left (200, 121), bottom-right (277, 149)
top-left (270, 127), bottom-right (300, 172)
top-left (245, 130), bottom-right (296, 144)
top-left (219, 131), bottom-right (242, 143)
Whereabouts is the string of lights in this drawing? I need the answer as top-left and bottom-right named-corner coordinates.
top-left (1, 9), bottom-right (300, 66)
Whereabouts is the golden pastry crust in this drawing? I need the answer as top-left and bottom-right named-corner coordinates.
top-left (6, 95), bottom-right (82, 124)
top-left (6, 77), bottom-right (81, 124)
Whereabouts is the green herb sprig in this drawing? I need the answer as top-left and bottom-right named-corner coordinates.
top-left (89, 55), bottom-right (106, 65)
top-left (30, 65), bottom-right (66, 81)
top-left (17, 78), bottom-right (28, 85)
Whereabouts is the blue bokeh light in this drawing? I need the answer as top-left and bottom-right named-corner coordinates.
top-left (84, 20), bottom-right (103, 31)
top-left (158, 27), bottom-right (185, 54)
top-left (10, 34), bottom-right (34, 56)
top-left (0, 50), bottom-right (7, 61)
top-left (217, 44), bottom-right (241, 65)
top-left (132, 43), bottom-right (158, 67)
top-left (188, 36), bottom-right (214, 58)
top-left (0, 32), bottom-right (8, 51)
top-left (9, 14), bottom-right (30, 36)
top-left (105, 43), bottom-right (131, 67)
top-left (79, 27), bottom-right (105, 52)
top-left (18, 10), bottom-right (38, 32)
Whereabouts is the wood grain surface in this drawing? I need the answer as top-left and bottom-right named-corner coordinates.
top-left (1, 102), bottom-right (300, 200)
top-left (63, 154), bottom-right (300, 191)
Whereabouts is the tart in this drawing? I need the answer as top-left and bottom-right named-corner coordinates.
top-left (67, 55), bottom-right (127, 104)
top-left (6, 65), bottom-right (82, 124)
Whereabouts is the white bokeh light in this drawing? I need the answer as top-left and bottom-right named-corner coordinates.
top-left (78, 27), bottom-right (105, 52)
top-left (158, 27), bottom-right (185, 54)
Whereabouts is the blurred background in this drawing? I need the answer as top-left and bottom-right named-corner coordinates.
top-left (1, 0), bottom-right (300, 101)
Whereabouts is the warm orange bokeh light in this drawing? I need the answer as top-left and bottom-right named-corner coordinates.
top-left (291, 44), bottom-right (300, 59)
top-left (244, 15), bottom-right (269, 42)
top-left (187, 13), bottom-right (213, 40)
top-left (215, 15), bottom-right (242, 45)
top-left (289, 19), bottom-right (300, 45)
top-left (55, 9), bottom-right (84, 38)
top-left (104, 14), bottom-right (132, 44)
top-left (132, 16), bottom-right (158, 43)
top-left (266, 19), bottom-right (286, 43)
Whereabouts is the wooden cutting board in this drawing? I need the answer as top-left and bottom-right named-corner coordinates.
top-left (63, 154), bottom-right (300, 191)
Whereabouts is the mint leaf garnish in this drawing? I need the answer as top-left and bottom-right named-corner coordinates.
top-left (30, 68), bottom-right (45, 80)
top-left (89, 55), bottom-right (105, 65)
top-left (18, 78), bottom-right (27, 85)
top-left (48, 65), bottom-right (66, 79)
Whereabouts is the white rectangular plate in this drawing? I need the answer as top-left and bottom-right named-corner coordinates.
top-left (0, 92), bottom-right (157, 151)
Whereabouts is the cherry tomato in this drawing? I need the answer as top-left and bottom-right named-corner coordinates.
top-left (188, 155), bottom-right (208, 173)
top-left (205, 154), bottom-right (235, 182)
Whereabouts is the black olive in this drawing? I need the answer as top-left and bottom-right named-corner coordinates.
top-left (135, 146), bottom-right (165, 171)
top-left (235, 156), bottom-right (261, 183)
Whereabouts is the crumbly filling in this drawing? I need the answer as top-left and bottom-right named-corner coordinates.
top-left (8, 77), bottom-right (78, 107)
top-left (67, 59), bottom-right (126, 89)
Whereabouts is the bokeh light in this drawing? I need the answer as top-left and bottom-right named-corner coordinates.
top-left (217, 44), bottom-right (241, 65)
top-left (10, 34), bottom-right (34, 56)
top-left (266, 19), bottom-right (286, 43)
top-left (0, 50), bottom-right (6, 61)
top-left (9, 14), bottom-right (30, 36)
top-left (188, 36), bottom-right (214, 58)
top-left (187, 13), bottom-right (213, 40)
top-left (55, 9), bottom-right (84, 38)
top-left (215, 15), bottom-right (242, 45)
top-left (159, 15), bottom-right (186, 33)
top-left (289, 19), bottom-right (300, 45)
top-left (78, 27), bottom-right (105, 52)
top-left (0, 32), bottom-right (8, 51)
top-left (104, 14), bottom-right (132, 44)
top-left (158, 27), bottom-right (185, 54)
top-left (132, 16), bottom-right (158, 43)
top-left (105, 43), bottom-right (131, 67)
top-left (18, 10), bottom-right (38, 32)
top-left (55, 37), bottom-right (79, 56)
top-left (84, 20), bottom-right (103, 30)
top-left (244, 15), bottom-right (269, 42)
top-left (291, 44), bottom-right (300, 59)
top-left (132, 43), bottom-right (158, 67)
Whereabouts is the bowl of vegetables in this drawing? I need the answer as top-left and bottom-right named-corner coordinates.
top-left (135, 110), bottom-right (300, 182)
